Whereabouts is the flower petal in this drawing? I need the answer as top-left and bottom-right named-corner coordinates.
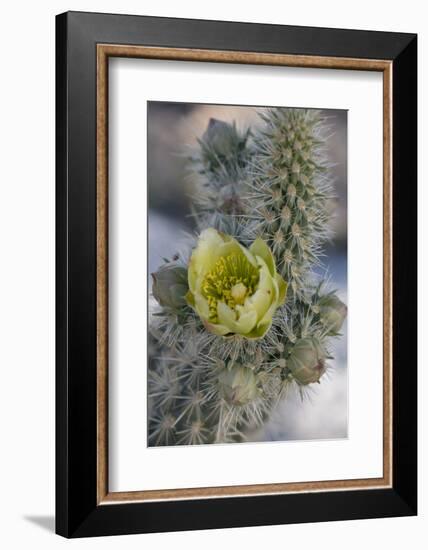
top-left (218, 237), bottom-right (258, 269)
top-left (235, 309), bottom-right (258, 334)
top-left (258, 298), bottom-right (279, 328)
top-left (185, 290), bottom-right (195, 308)
top-left (218, 302), bottom-right (257, 335)
top-left (247, 260), bottom-right (275, 318)
top-left (237, 242), bottom-right (259, 269)
top-left (203, 320), bottom-right (231, 336)
top-left (276, 274), bottom-right (288, 305)
top-left (250, 237), bottom-right (275, 276)
top-left (256, 259), bottom-right (281, 328)
top-left (194, 293), bottom-right (210, 320)
top-left (188, 228), bottom-right (225, 292)
top-left (247, 288), bottom-right (271, 318)
top-left (246, 320), bottom-right (272, 339)
top-left (217, 301), bottom-right (237, 329)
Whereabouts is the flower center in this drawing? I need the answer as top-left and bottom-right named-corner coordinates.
top-left (201, 253), bottom-right (259, 321)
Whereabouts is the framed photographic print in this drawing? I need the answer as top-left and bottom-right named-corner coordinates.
top-left (56, 11), bottom-right (417, 538)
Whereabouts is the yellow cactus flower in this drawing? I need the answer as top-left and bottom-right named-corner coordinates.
top-left (186, 228), bottom-right (287, 338)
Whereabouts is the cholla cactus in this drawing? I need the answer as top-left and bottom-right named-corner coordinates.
top-left (245, 108), bottom-right (334, 298)
top-left (148, 107), bottom-right (346, 446)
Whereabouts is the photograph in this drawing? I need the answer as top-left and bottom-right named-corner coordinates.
top-left (147, 102), bottom-right (348, 446)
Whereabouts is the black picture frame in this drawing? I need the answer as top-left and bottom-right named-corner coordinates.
top-left (56, 11), bottom-right (417, 538)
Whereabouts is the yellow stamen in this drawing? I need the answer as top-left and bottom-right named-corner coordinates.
top-left (201, 252), bottom-right (259, 321)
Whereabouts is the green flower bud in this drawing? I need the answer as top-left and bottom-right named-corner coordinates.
top-left (203, 119), bottom-right (236, 157)
top-left (288, 338), bottom-right (326, 385)
top-left (319, 294), bottom-right (347, 334)
top-left (200, 118), bottom-right (249, 177)
top-left (151, 265), bottom-right (188, 310)
top-left (218, 364), bottom-right (259, 406)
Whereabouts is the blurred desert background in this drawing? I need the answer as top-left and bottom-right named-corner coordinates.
top-left (148, 102), bottom-right (348, 442)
